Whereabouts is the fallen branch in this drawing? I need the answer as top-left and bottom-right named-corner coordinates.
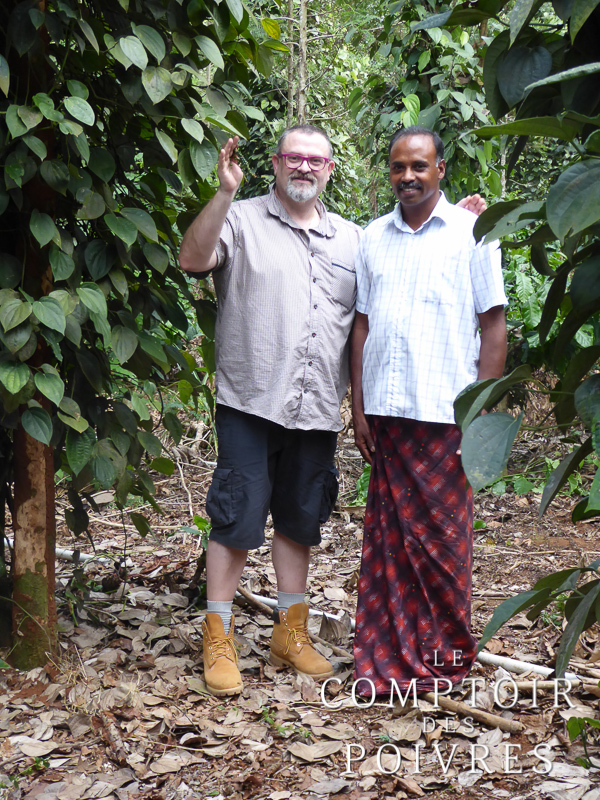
top-left (421, 692), bottom-right (524, 734)
top-left (516, 680), bottom-right (600, 699)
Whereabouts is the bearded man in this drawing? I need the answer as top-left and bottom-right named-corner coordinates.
top-left (179, 125), bottom-right (361, 696)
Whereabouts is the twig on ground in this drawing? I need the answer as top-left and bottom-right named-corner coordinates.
top-left (176, 458), bottom-right (195, 520)
top-left (421, 692), bottom-right (524, 734)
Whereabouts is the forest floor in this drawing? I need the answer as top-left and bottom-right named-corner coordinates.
top-left (2, 399), bottom-right (600, 800)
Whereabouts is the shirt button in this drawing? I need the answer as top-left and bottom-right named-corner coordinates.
top-left (308, 361), bottom-right (313, 366)
top-left (312, 277), bottom-right (316, 283)
top-left (304, 388), bottom-right (308, 394)
top-left (311, 252), bottom-right (315, 257)
top-left (312, 332), bottom-right (316, 338)
top-left (313, 304), bottom-right (317, 309)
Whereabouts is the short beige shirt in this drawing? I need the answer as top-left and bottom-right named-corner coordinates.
top-left (212, 187), bottom-right (361, 431)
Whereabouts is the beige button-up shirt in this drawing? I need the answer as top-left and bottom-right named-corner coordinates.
top-left (212, 187), bottom-right (361, 431)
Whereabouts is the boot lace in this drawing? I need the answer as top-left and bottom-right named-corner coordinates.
top-left (210, 632), bottom-right (238, 660)
top-left (284, 623), bottom-right (310, 655)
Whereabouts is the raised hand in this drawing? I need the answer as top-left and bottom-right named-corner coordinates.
top-left (217, 136), bottom-right (244, 195)
top-left (457, 193), bottom-right (487, 216)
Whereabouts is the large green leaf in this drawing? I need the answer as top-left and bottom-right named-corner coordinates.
top-left (34, 371), bottom-right (65, 406)
top-left (478, 589), bottom-right (544, 652)
top-left (92, 455), bottom-right (117, 489)
top-left (133, 25), bottom-right (166, 63)
top-left (88, 148), bottom-right (116, 182)
top-left (570, 0), bottom-right (600, 40)
top-left (225, 0), bottom-right (244, 23)
top-left (22, 133), bottom-right (47, 160)
top-left (64, 96), bottom-right (95, 126)
top-left (497, 46), bottom-right (552, 107)
top-left (538, 262), bottom-right (571, 343)
top-left (261, 19), bottom-right (281, 38)
top-left (195, 35), bottom-right (225, 70)
top-left (65, 427), bottom-right (95, 475)
top-left (163, 411), bottom-right (183, 445)
top-left (509, 0), bottom-right (538, 44)
top-left (0, 54), bottom-right (9, 97)
top-left (475, 200), bottom-right (545, 244)
top-left (143, 242), bottom-right (169, 274)
top-left (0, 361), bottom-right (31, 394)
top-left (105, 213), bottom-right (138, 247)
top-left (569, 255), bottom-right (600, 311)
top-left (575, 374), bottom-right (600, 454)
top-left (76, 189), bottom-right (105, 220)
top-left (190, 140), bottom-right (218, 179)
top-left (138, 430), bottom-right (162, 457)
top-left (0, 255), bottom-right (22, 289)
top-left (546, 160), bottom-right (600, 241)
top-left (120, 208), bottom-right (158, 242)
top-left (78, 18), bottom-right (99, 53)
top-left (40, 160), bottom-right (70, 194)
top-left (142, 67), bottom-right (172, 104)
top-left (84, 240), bottom-right (115, 281)
top-left (475, 117), bottom-right (580, 141)
top-left (454, 365), bottom-right (531, 429)
top-left (540, 438), bottom-right (594, 516)
top-left (76, 286), bottom-right (107, 319)
top-left (119, 35), bottom-right (148, 69)
top-left (111, 326), bottom-right (139, 364)
top-left (555, 582), bottom-right (600, 677)
top-left (461, 411), bottom-right (524, 493)
top-left (0, 298), bottom-right (31, 331)
top-left (151, 457), bottom-right (175, 476)
top-left (22, 407), bottom-right (53, 445)
top-left (30, 210), bottom-right (60, 247)
top-left (32, 297), bottom-right (66, 334)
top-left (181, 118), bottom-right (205, 144)
top-left (156, 129), bottom-right (178, 163)
top-left (525, 61), bottom-right (600, 93)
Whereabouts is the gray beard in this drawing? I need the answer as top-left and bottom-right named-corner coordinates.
top-left (285, 177), bottom-right (318, 203)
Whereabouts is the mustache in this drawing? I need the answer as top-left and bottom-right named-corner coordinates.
top-left (289, 172), bottom-right (317, 184)
top-left (399, 181), bottom-right (421, 190)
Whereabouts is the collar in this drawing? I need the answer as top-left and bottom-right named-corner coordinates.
top-left (390, 190), bottom-right (451, 232)
top-left (266, 184), bottom-right (336, 238)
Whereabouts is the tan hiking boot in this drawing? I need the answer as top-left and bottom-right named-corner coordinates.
top-left (202, 613), bottom-right (243, 696)
top-left (269, 602), bottom-right (334, 680)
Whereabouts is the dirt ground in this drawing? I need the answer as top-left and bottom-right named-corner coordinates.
top-left (1, 405), bottom-right (600, 800)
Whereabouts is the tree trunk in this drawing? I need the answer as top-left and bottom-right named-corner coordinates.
top-left (287, 0), bottom-right (295, 125)
top-left (8, 0), bottom-right (58, 669)
top-left (297, 0), bottom-right (308, 123)
top-left (11, 423), bottom-right (57, 668)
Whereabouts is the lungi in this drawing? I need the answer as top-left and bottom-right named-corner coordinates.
top-left (353, 416), bottom-right (477, 694)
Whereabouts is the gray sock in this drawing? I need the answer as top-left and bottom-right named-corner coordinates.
top-left (277, 591), bottom-right (305, 613)
top-left (207, 600), bottom-right (233, 634)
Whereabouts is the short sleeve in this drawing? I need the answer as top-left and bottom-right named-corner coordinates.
top-left (470, 240), bottom-right (507, 314)
top-left (213, 211), bottom-right (238, 271)
top-left (355, 239), bottom-right (372, 315)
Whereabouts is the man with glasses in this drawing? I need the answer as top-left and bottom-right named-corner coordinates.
top-left (179, 125), bottom-right (360, 696)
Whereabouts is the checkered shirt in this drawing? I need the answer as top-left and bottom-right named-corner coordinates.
top-left (356, 192), bottom-right (507, 424)
top-left (212, 187), bottom-right (361, 431)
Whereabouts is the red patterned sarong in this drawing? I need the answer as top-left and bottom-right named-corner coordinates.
top-left (353, 417), bottom-right (476, 694)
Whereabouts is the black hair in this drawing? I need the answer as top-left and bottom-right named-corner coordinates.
top-left (388, 126), bottom-right (444, 163)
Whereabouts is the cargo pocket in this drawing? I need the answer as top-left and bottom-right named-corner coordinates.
top-left (206, 468), bottom-right (237, 527)
top-left (319, 467), bottom-right (339, 523)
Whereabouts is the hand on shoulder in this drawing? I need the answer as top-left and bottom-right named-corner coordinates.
top-left (457, 194), bottom-right (486, 217)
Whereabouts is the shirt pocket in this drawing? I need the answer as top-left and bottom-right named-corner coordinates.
top-left (329, 259), bottom-right (356, 310)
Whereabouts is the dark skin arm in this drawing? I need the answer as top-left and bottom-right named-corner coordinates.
top-left (350, 311), bottom-right (375, 464)
top-left (477, 305), bottom-right (507, 380)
